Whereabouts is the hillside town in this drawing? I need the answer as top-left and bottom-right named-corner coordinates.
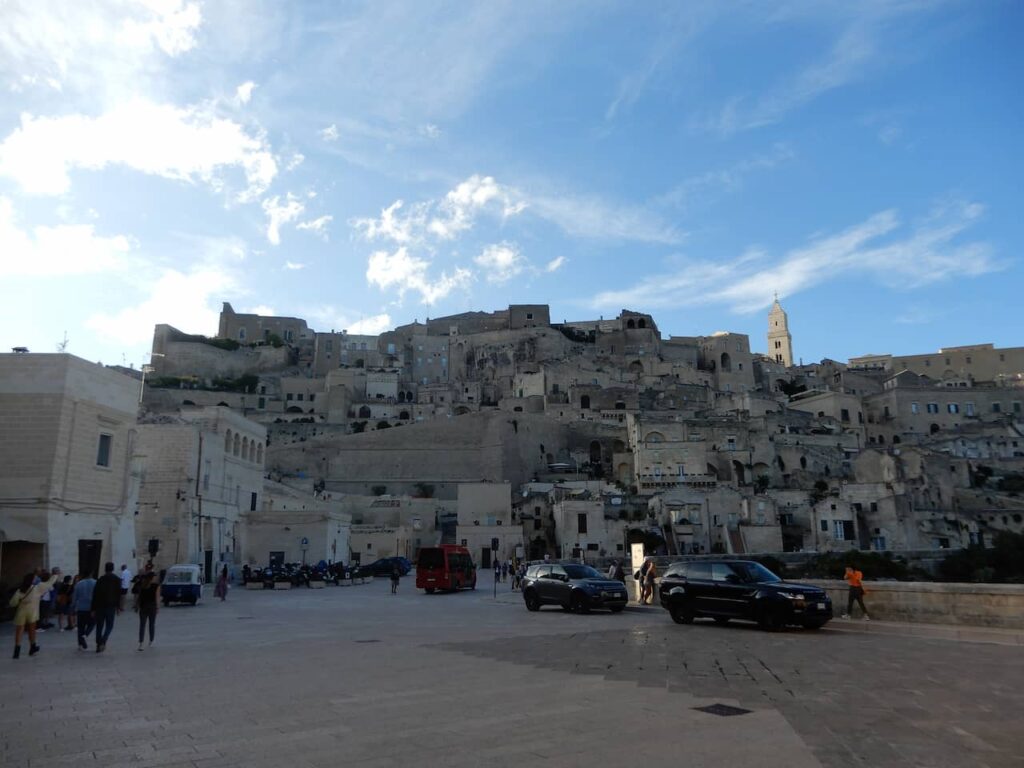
top-left (2, 301), bottom-right (1022, 585)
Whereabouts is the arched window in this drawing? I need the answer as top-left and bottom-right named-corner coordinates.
top-left (645, 431), bottom-right (665, 443)
top-left (399, 410), bottom-right (410, 420)
top-left (637, 318), bottom-right (646, 329)
top-left (720, 352), bottom-right (732, 372)
top-left (892, 435), bottom-right (901, 444)
top-left (398, 391), bottom-right (406, 402)
top-left (225, 429), bottom-right (233, 453)
top-left (930, 423), bottom-right (940, 434)
top-left (242, 437), bottom-right (250, 460)
top-left (626, 319), bottom-right (636, 329)
top-left (358, 406), bottom-right (371, 418)
top-left (800, 456), bottom-right (807, 469)
top-left (406, 391), bottom-right (413, 402)
top-left (256, 444), bottom-right (263, 464)
top-left (615, 401), bottom-right (626, 410)
top-left (233, 433), bottom-right (240, 456)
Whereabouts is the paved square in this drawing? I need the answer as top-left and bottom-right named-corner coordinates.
top-left (1, 575), bottom-right (1021, 768)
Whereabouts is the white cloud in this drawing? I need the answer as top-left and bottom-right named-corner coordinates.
top-left (544, 256), bottom-right (566, 273)
top-left (285, 153), bottom-right (305, 171)
top-left (348, 313), bottom-right (393, 335)
top-left (428, 175), bottom-right (525, 240)
top-left (366, 247), bottom-right (471, 305)
top-left (284, 261), bottom-right (306, 271)
top-left (244, 304), bottom-right (277, 316)
top-left (262, 194), bottom-right (305, 245)
top-left (419, 123), bottom-right (441, 139)
top-left (474, 242), bottom-right (524, 283)
top-left (591, 200), bottom-right (999, 313)
top-left (352, 200), bottom-right (427, 245)
top-left (296, 215), bottom-right (333, 240)
top-left (0, 0), bottom-right (202, 98)
top-left (235, 81), bottom-right (257, 104)
top-left (320, 124), bottom-right (339, 142)
top-left (0, 197), bottom-right (132, 277)
top-left (0, 100), bottom-right (278, 199)
top-left (86, 263), bottom-right (238, 346)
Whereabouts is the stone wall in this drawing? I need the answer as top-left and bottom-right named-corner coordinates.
top-left (801, 579), bottom-right (1024, 629)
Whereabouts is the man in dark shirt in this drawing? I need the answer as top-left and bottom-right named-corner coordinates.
top-left (91, 562), bottom-right (122, 653)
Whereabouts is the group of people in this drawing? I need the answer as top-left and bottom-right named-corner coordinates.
top-left (493, 558), bottom-right (528, 590)
top-left (8, 561), bottom-right (163, 659)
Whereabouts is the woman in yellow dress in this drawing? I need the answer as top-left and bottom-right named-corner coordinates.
top-left (9, 570), bottom-right (59, 659)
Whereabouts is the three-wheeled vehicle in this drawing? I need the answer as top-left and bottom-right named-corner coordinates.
top-left (160, 564), bottom-right (203, 606)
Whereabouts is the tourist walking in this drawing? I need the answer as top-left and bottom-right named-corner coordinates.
top-left (390, 563), bottom-right (400, 594)
top-left (215, 565), bottom-right (228, 601)
top-left (73, 572), bottom-right (96, 650)
top-left (119, 564), bottom-right (132, 611)
top-left (55, 574), bottom-right (74, 631)
top-left (493, 560), bottom-right (501, 583)
top-left (91, 562), bottom-right (122, 653)
top-left (644, 560), bottom-right (657, 605)
top-left (9, 570), bottom-right (59, 659)
top-left (38, 568), bottom-right (59, 629)
top-left (609, 559), bottom-right (625, 583)
top-left (134, 572), bottom-right (160, 650)
top-left (500, 561), bottom-right (508, 583)
top-left (841, 566), bottom-right (870, 620)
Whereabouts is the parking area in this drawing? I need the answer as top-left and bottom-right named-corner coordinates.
top-left (1, 573), bottom-right (1021, 768)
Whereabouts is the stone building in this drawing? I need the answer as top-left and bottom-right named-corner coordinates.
top-left (135, 407), bottom-right (265, 579)
top-left (0, 353), bottom-right (139, 585)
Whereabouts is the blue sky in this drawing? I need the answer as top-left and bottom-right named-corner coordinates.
top-left (1, 1), bottom-right (1020, 368)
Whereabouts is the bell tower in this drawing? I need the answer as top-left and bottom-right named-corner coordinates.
top-left (767, 295), bottom-right (793, 367)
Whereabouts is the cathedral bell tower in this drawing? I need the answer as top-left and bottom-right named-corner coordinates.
top-left (767, 295), bottom-right (793, 367)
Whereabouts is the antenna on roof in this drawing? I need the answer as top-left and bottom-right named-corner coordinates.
top-left (56, 331), bottom-right (69, 353)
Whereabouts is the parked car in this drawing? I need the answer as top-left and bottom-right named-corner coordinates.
top-left (658, 559), bottom-right (832, 631)
top-left (521, 563), bottom-right (628, 613)
top-left (416, 545), bottom-right (476, 592)
top-left (362, 557), bottom-right (412, 576)
top-left (160, 564), bottom-right (203, 606)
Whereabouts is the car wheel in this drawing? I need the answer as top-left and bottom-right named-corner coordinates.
top-left (758, 605), bottom-right (785, 632)
top-left (570, 593), bottom-right (589, 614)
top-left (713, 617), bottom-right (731, 626)
top-left (189, 596), bottom-right (197, 606)
top-left (524, 590), bottom-right (541, 612)
top-left (669, 601), bottom-right (694, 625)
top-left (425, 588), bottom-right (435, 594)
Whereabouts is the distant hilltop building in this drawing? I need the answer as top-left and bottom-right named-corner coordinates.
top-left (767, 296), bottom-right (793, 367)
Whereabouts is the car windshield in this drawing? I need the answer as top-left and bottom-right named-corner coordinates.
top-left (164, 570), bottom-right (194, 584)
top-left (732, 561), bottom-right (782, 583)
top-left (564, 564), bottom-right (602, 579)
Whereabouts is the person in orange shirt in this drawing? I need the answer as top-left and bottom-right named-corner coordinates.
top-left (841, 566), bottom-right (870, 620)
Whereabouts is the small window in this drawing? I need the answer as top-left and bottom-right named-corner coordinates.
top-left (577, 514), bottom-right (588, 534)
top-left (948, 403), bottom-right (959, 414)
top-left (911, 402), bottom-right (919, 414)
top-left (526, 312), bottom-right (534, 320)
top-left (96, 434), bottom-right (113, 467)
top-left (820, 520), bottom-right (828, 532)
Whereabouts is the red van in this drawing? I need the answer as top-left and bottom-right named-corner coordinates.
top-left (416, 545), bottom-right (477, 592)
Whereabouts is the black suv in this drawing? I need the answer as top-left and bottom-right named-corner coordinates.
top-left (658, 559), bottom-right (832, 630)
top-left (522, 563), bottom-right (628, 613)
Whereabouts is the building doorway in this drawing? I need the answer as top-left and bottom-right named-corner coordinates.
top-left (78, 539), bottom-right (103, 578)
top-left (480, 548), bottom-right (491, 569)
top-left (204, 550), bottom-right (213, 583)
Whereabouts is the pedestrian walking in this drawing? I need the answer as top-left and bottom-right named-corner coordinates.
top-left (214, 565), bottom-right (228, 601)
top-left (500, 561), bottom-right (508, 583)
top-left (91, 562), bottom-right (122, 653)
top-left (610, 559), bottom-right (625, 583)
top-left (644, 560), bottom-right (657, 605)
top-left (9, 570), bottom-right (59, 659)
top-left (72, 572), bottom-right (96, 650)
top-left (493, 560), bottom-right (501, 583)
top-left (390, 563), bottom-right (401, 594)
top-left (841, 566), bottom-right (870, 620)
top-left (134, 572), bottom-right (160, 650)
top-left (119, 564), bottom-right (132, 611)
top-left (38, 567), bottom-right (59, 629)
top-left (55, 574), bottom-right (73, 631)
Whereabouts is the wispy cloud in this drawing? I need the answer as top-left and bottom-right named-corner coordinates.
top-left (365, 247), bottom-right (471, 305)
top-left (296, 214), bottom-right (333, 240)
top-left (319, 123), bottom-right (339, 142)
top-left (475, 242), bottom-right (524, 284)
top-left (591, 200), bottom-right (1000, 313)
top-left (530, 192), bottom-right (683, 245)
top-left (656, 143), bottom-right (796, 211)
top-left (284, 261), bottom-right (305, 271)
top-left (544, 256), bottom-right (566, 273)
top-left (262, 194), bottom-right (304, 245)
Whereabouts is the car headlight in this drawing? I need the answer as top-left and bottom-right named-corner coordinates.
top-left (777, 591), bottom-right (803, 600)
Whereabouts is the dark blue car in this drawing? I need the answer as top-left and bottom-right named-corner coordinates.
top-left (362, 557), bottom-right (412, 576)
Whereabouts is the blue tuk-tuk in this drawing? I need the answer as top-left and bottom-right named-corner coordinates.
top-left (160, 564), bottom-right (203, 605)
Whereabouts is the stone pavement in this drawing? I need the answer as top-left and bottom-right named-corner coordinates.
top-left (0, 573), bottom-right (1021, 768)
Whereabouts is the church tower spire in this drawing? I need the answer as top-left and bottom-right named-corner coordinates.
top-left (767, 295), bottom-right (793, 367)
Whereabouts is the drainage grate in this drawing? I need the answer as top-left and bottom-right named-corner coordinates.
top-left (693, 703), bottom-right (752, 717)
top-left (353, 639), bottom-right (380, 644)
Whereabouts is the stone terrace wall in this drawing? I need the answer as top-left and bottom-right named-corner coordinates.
top-left (803, 579), bottom-right (1024, 629)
